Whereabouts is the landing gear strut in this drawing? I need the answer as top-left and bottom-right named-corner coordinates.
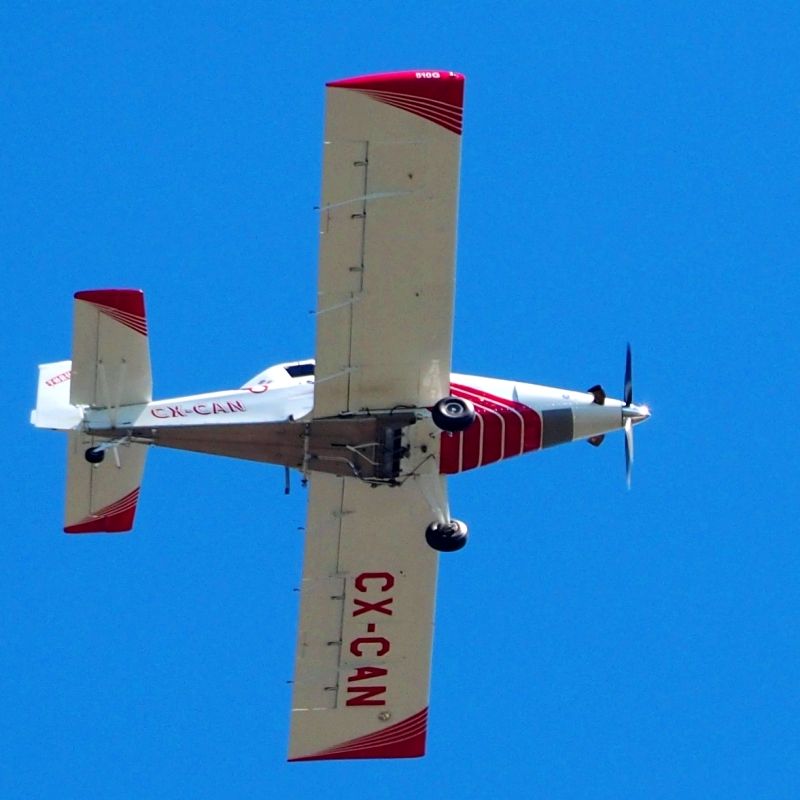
top-left (425, 520), bottom-right (468, 552)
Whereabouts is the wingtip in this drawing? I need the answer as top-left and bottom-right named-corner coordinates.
top-left (74, 289), bottom-right (145, 314)
top-left (288, 707), bottom-right (428, 762)
top-left (74, 289), bottom-right (148, 335)
top-left (327, 69), bottom-right (464, 89)
top-left (326, 71), bottom-right (465, 134)
top-left (64, 488), bottom-right (139, 534)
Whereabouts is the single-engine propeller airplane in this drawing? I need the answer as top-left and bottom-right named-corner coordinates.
top-left (31, 70), bottom-right (650, 761)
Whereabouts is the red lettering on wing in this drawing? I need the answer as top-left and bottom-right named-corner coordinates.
top-left (348, 666), bottom-right (388, 683)
top-left (350, 636), bottom-right (390, 657)
top-left (353, 596), bottom-right (394, 617)
top-left (343, 572), bottom-right (396, 707)
top-left (345, 685), bottom-right (387, 707)
top-left (354, 572), bottom-right (395, 592)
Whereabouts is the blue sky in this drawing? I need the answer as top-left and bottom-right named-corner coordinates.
top-left (4, 3), bottom-right (799, 798)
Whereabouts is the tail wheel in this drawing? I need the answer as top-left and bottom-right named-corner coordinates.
top-left (431, 396), bottom-right (475, 433)
top-left (84, 447), bottom-right (105, 464)
top-left (425, 520), bottom-right (468, 552)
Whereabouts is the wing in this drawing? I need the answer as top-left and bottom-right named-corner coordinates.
top-left (288, 464), bottom-right (448, 761)
top-left (313, 70), bottom-right (464, 417)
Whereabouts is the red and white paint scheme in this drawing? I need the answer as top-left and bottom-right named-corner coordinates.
top-left (31, 71), bottom-right (650, 762)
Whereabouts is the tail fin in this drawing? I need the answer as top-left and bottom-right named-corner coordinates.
top-left (65, 430), bottom-right (147, 533)
top-left (31, 360), bottom-right (82, 430)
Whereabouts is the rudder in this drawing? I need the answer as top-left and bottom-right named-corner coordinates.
top-left (31, 360), bottom-right (82, 430)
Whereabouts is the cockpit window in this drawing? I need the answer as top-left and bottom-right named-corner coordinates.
top-left (285, 363), bottom-right (315, 378)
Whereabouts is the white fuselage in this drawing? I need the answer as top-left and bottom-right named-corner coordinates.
top-left (80, 360), bottom-right (649, 477)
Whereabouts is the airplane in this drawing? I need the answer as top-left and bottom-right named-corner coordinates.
top-left (31, 70), bottom-right (650, 761)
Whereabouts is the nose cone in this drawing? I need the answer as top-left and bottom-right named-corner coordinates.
top-left (622, 403), bottom-right (651, 425)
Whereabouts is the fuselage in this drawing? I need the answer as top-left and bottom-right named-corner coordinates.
top-left (82, 359), bottom-right (649, 476)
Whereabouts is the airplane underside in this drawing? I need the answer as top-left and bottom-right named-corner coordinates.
top-left (91, 412), bottom-right (419, 483)
top-left (32, 71), bottom-right (651, 762)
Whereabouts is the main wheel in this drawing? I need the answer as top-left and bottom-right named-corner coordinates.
top-left (85, 447), bottom-right (105, 464)
top-left (431, 396), bottom-right (475, 433)
top-left (425, 520), bottom-right (468, 552)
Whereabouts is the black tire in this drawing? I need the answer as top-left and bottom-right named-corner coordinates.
top-left (425, 520), bottom-right (468, 552)
top-left (431, 396), bottom-right (475, 433)
top-left (85, 447), bottom-right (105, 464)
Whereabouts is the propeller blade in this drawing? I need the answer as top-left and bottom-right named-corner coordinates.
top-left (624, 418), bottom-right (634, 489)
top-left (624, 342), bottom-right (633, 407)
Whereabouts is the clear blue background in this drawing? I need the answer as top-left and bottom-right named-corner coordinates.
top-left (4, 4), bottom-right (799, 798)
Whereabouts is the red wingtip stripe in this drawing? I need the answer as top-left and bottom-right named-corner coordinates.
top-left (356, 91), bottom-right (463, 134)
top-left (90, 304), bottom-right (148, 335)
top-left (289, 708), bottom-right (428, 761)
top-left (328, 70), bottom-right (464, 134)
top-left (75, 289), bottom-right (145, 316)
top-left (75, 289), bottom-right (148, 335)
top-left (359, 89), bottom-right (463, 114)
top-left (65, 487), bottom-right (140, 534)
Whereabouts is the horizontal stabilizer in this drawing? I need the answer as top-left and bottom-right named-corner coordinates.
top-left (70, 289), bottom-right (152, 409)
top-left (65, 430), bottom-right (147, 533)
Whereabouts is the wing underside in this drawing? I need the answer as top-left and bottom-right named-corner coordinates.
top-left (290, 70), bottom-right (464, 761)
top-left (289, 467), bottom-right (447, 761)
top-left (313, 71), bottom-right (464, 417)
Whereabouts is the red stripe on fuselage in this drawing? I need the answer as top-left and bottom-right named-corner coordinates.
top-left (440, 384), bottom-right (543, 474)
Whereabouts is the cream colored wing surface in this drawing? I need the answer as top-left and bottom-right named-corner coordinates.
top-left (313, 71), bottom-right (464, 417)
top-left (64, 430), bottom-right (147, 533)
top-left (289, 464), bottom-right (448, 761)
top-left (70, 289), bottom-right (152, 408)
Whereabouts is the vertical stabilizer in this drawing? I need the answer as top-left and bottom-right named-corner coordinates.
top-left (31, 360), bottom-right (82, 430)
